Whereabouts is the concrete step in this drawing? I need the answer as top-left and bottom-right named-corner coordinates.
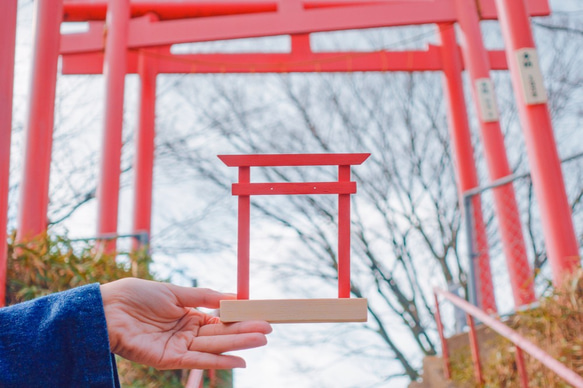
top-left (410, 324), bottom-right (504, 388)
top-left (408, 356), bottom-right (460, 388)
top-left (424, 356), bottom-right (459, 388)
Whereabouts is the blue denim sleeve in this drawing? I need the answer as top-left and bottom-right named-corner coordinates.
top-left (0, 284), bottom-right (120, 387)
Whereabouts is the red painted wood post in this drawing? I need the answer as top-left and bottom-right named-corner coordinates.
top-left (0, 0), bottom-right (18, 307)
top-left (433, 293), bottom-right (451, 380)
top-left (455, 0), bottom-right (536, 307)
top-left (438, 23), bottom-right (496, 313)
top-left (515, 346), bottom-right (530, 388)
top-left (494, 0), bottom-right (580, 286)
top-left (467, 313), bottom-right (484, 386)
top-left (338, 165), bottom-right (351, 298)
top-left (132, 16), bottom-right (159, 252)
top-left (238, 166), bottom-right (251, 300)
top-left (17, 0), bottom-right (63, 240)
top-left (96, 0), bottom-right (130, 253)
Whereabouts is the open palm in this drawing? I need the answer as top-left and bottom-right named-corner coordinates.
top-left (100, 278), bottom-right (271, 370)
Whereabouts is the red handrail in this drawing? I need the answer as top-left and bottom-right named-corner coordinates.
top-left (185, 369), bottom-right (203, 388)
top-left (434, 287), bottom-right (583, 388)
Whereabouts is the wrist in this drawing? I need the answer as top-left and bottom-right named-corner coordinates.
top-left (100, 283), bottom-right (121, 353)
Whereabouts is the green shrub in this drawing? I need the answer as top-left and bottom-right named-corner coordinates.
top-left (6, 231), bottom-right (186, 387)
top-left (450, 270), bottom-right (583, 388)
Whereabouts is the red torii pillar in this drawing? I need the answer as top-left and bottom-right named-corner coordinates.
top-left (438, 24), bottom-right (496, 312)
top-left (455, 0), bottom-right (536, 306)
top-left (96, 0), bottom-right (130, 253)
top-left (0, 0), bottom-right (18, 306)
top-left (494, 0), bottom-right (580, 286)
top-left (17, 0), bottom-right (63, 240)
top-left (132, 15), bottom-right (160, 251)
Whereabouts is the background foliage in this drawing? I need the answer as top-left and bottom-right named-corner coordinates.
top-left (5, 232), bottom-right (189, 387)
top-left (450, 270), bottom-right (583, 387)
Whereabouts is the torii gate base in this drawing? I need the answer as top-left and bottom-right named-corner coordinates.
top-left (218, 153), bottom-right (369, 324)
top-left (220, 298), bottom-right (367, 324)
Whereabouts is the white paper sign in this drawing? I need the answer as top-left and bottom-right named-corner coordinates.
top-left (515, 48), bottom-right (548, 105)
top-left (475, 78), bottom-right (499, 122)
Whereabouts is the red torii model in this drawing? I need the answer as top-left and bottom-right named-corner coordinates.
top-left (217, 153), bottom-right (369, 323)
top-left (1, 0), bottom-right (579, 311)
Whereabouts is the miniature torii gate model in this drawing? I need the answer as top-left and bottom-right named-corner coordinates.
top-left (1, 0), bottom-right (580, 310)
top-left (218, 153), bottom-right (369, 323)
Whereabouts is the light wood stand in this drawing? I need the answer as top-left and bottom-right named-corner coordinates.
top-left (220, 298), bottom-right (368, 323)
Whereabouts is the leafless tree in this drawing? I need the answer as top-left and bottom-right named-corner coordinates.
top-left (153, 13), bottom-right (583, 383)
top-left (154, 70), bottom-right (465, 382)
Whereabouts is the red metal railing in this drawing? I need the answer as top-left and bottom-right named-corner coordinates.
top-left (185, 369), bottom-right (219, 388)
top-left (434, 288), bottom-right (583, 388)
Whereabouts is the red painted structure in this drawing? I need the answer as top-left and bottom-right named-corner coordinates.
top-left (434, 287), bottom-right (583, 387)
top-left (0, 0), bottom-right (18, 307)
top-left (218, 153), bottom-right (370, 299)
top-left (132, 18), bottom-right (160, 251)
top-left (17, 0), bottom-right (63, 241)
top-left (55, 0), bottom-right (557, 309)
top-left (96, 0), bottom-right (131, 253)
top-left (455, 0), bottom-right (536, 305)
top-left (2, 0), bottom-right (579, 311)
top-left (494, 0), bottom-right (580, 286)
top-left (437, 24), bottom-right (496, 312)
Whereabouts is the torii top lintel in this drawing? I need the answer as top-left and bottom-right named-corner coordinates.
top-left (60, 0), bottom-right (550, 54)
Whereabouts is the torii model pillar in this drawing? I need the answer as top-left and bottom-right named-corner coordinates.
top-left (218, 153), bottom-right (369, 323)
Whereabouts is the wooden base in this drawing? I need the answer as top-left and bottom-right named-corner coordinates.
top-left (219, 298), bottom-right (368, 323)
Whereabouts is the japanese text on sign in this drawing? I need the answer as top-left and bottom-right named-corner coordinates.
top-left (475, 78), bottom-right (499, 122)
top-left (515, 48), bottom-right (548, 105)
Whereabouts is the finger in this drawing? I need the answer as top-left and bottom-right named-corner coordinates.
top-left (198, 320), bottom-right (272, 337)
top-left (189, 333), bottom-right (268, 354)
top-left (175, 352), bottom-right (247, 370)
top-left (169, 284), bottom-right (236, 309)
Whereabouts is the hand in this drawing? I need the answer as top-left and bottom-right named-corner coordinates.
top-left (100, 278), bottom-right (271, 370)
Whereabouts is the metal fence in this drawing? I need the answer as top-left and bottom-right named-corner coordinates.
top-left (463, 151), bottom-right (583, 315)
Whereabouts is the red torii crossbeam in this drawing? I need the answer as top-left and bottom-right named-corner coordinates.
top-left (218, 153), bottom-right (369, 323)
top-left (58, 0), bottom-right (550, 52)
top-left (61, 40), bottom-right (512, 75)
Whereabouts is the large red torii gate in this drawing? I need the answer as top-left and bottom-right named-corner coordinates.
top-left (59, 0), bottom-right (551, 310)
top-left (1, 0), bottom-right (579, 311)
top-left (57, 0), bottom-right (547, 312)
